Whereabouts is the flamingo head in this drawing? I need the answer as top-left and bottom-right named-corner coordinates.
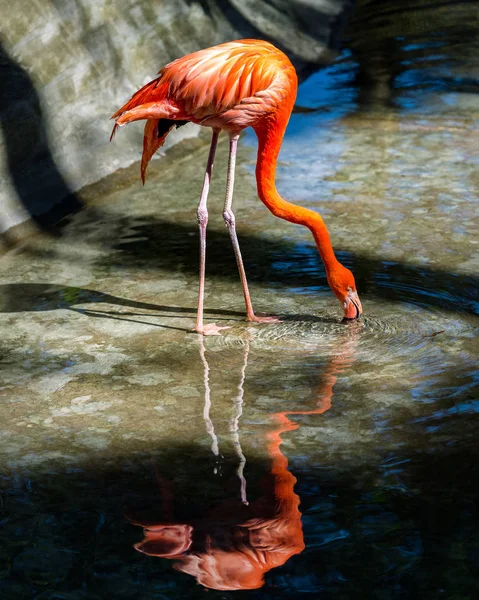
top-left (327, 265), bottom-right (362, 320)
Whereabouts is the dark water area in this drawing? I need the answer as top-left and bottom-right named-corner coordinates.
top-left (1, 0), bottom-right (479, 598)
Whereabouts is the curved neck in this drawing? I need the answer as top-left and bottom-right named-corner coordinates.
top-left (253, 115), bottom-right (340, 274)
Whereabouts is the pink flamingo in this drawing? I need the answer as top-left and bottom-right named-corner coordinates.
top-left (111, 39), bottom-right (362, 335)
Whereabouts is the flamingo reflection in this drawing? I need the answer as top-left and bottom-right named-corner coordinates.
top-left (130, 330), bottom-right (358, 590)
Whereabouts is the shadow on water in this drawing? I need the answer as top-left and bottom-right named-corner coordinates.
top-left (77, 214), bottom-right (477, 316)
top-left (0, 334), bottom-right (478, 598)
top-left (0, 282), bottom-right (245, 333)
top-left (3, 212), bottom-right (477, 320)
top-left (0, 40), bottom-right (82, 238)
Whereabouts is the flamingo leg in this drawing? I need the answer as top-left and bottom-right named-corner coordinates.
top-left (194, 129), bottom-right (228, 335)
top-left (223, 134), bottom-right (279, 324)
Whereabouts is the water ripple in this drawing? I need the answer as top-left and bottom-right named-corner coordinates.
top-left (207, 304), bottom-right (475, 372)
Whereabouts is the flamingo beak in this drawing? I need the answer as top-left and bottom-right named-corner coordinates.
top-left (343, 290), bottom-right (362, 320)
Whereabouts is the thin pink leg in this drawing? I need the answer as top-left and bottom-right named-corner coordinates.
top-left (195, 130), bottom-right (229, 335)
top-left (223, 134), bottom-right (280, 324)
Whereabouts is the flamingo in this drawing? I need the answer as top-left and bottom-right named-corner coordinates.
top-left (111, 39), bottom-right (362, 335)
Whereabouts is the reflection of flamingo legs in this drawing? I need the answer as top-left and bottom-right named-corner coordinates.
top-left (199, 337), bottom-right (219, 465)
top-left (199, 336), bottom-right (249, 502)
top-left (229, 338), bottom-right (250, 505)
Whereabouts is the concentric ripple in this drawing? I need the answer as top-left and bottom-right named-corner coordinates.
top-left (206, 298), bottom-right (477, 370)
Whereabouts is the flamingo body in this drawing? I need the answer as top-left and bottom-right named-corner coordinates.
top-left (112, 40), bottom-right (295, 182)
top-left (111, 39), bottom-right (362, 332)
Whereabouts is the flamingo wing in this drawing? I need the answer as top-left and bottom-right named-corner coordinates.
top-left (111, 40), bottom-right (296, 180)
top-left (112, 40), bottom-right (295, 128)
top-left (160, 39), bottom-right (293, 122)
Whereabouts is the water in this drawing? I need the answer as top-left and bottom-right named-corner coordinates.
top-left (1, 1), bottom-right (479, 597)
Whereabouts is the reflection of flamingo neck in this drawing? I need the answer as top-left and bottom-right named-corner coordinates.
top-left (267, 347), bottom-right (356, 511)
top-left (266, 420), bottom-right (300, 513)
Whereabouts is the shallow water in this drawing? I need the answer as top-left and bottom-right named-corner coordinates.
top-left (1, 1), bottom-right (479, 598)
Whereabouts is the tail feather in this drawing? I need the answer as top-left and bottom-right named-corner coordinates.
top-left (111, 78), bottom-right (186, 181)
top-left (141, 119), bottom-right (175, 184)
top-left (141, 119), bottom-right (189, 183)
top-left (110, 79), bottom-right (172, 141)
top-left (111, 79), bottom-right (168, 121)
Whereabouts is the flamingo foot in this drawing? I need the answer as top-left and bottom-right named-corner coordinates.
top-left (248, 314), bottom-right (282, 324)
top-left (194, 323), bottom-right (231, 336)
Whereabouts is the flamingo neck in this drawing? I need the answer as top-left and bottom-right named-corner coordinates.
top-left (254, 116), bottom-right (340, 276)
